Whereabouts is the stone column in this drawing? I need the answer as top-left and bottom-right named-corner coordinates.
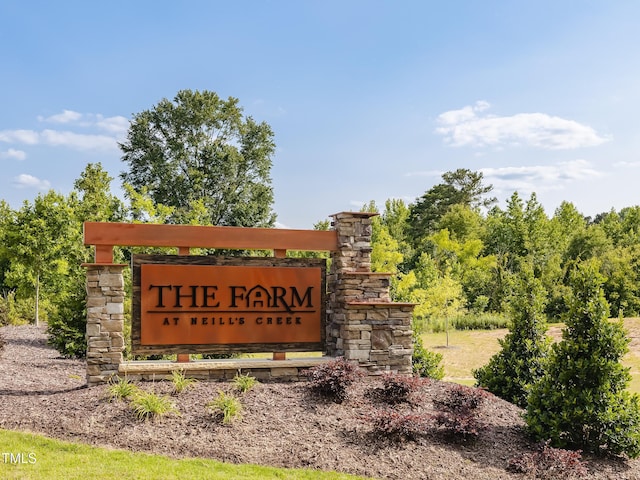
top-left (85, 264), bottom-right (126, 386)
top-left (326, 212), bottom-right (414, 375)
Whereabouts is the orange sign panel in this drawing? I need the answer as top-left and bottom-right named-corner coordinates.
top-left (137, 261), bottom-right (324, 349)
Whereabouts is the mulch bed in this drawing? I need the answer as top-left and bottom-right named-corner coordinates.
top-left (1, 324), bottom-right (639, 479)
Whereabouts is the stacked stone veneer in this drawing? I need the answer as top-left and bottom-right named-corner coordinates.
top-left (326, 212), bottom-right (415, 375)
top-left (85, 264), bottom-right (126, 386)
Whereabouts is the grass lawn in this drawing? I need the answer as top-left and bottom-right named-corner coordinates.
top-left (421, 317), bottom-right (640, 393)
top-left (0, 429), bottom-right (367, 480)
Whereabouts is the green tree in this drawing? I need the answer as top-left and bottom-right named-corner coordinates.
top-left (120, 89), bottom-right (276, 227)
top-left (474, 262), bottom-right (550, 407)
top-left (408, 169), bottom-right (495, 247)
top-left (525, 260), bottom-right (640, 457)
top-left (3, 192), bottom-right (75, 326)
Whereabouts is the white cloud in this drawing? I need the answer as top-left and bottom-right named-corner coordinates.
top-left (40, 129), bottom-right (118, 151)
top-left (38, 109), bottom-right (83, 124)
top-left (13, 174), bottom-right (51, 190)
top-left (37, 110), bottom-right (130, 137)
top-left (0, 148), bottom-right (27, 160)
top-left (480, 160), bottom-right (603, 193)
top-left (95, 115), bottom-right (129, 135)
top-left (0, 129), bottom-right (39, 144)
top-left (435, 101), bottom-right (610, 150)
top-left (614, 161), bottom-right (640, 168)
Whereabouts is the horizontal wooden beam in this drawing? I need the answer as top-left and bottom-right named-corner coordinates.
top-left (84, 222), bottom-right (339, 263)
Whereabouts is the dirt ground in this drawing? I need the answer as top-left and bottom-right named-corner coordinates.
top-left (1, 325), bottom-right (639, 480)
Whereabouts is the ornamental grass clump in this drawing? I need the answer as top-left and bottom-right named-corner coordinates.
top-left (233, 373), bottom-right (258, 393)
top-left (170, 369), bottom-right (197, 394)
top-left (105, 376), bottom-right (139, 402)
top-left (305, 357), bottom-right (364, 404)
top-left (206, 391), bottom-right (243, 425)
top-left (130, 391), bottom-right (179, 421)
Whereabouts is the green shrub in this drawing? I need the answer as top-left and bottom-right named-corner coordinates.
top-left (46, 278), bottom-right (86, 358)
top-left (412, 328), bottom-right (444, 380)
top-left (233, 373), bottom-right (258, 393)
top-left (170, 369), bottom-right (197, 394)
top-left (474, 264), bottom-right (551, 407)
top-left (420, 313), bottom-right (509, 333)
top-left (525, 260), bottom-right (640, 457)
top-left (0, 291), bottom-right (40, 326)
top-left (305, 357), bottom-right (364, 403)
top-left (206, 391), bottom-right (243, 424)
top-left (131, 391), bottom-right (179, 421)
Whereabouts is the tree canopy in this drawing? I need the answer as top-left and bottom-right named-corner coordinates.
top-left (120, 89), bottom-right (276, 227)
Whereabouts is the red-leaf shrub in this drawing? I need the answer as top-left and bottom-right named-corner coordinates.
top-left (304, 357), bottom-right (364, 403)
top-left (507, 441), bottom-right (588, 479)
top-left (377, 373), bottom-right (427, 405)
top-left (368, 408), bottom-right (431, 442)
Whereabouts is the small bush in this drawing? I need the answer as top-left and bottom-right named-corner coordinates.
top-left (433, 384), bottom-right (489, 442)
top-left (377, 373), bottom-right (426, 405)
top-left (206, 391), bottom-right (243, 425)
top-left (412, 328), bottom-right (444, 379)
top-left (170, 369), bottom-right (197, 394)
top-left (368, 408), bottom-right (431, 442)
top-left (507, 442), bottom-right (588, 479)
top-left (0, 332), bottom-right (4, 352)
top-left (233, 373), bottom-right (258, 393)
top-left (46, 278), bottom-right (86, 358)
top-left (434, 411), bottom-right (484, 442)
top-left (106, 376), bottom-right (139, 401)
top-left (0, 291), bottom-right (40, 326)
top-left (130, 391), bottom-right (178, 421)
top-left (305, 357), bottom-right (364, 404)
top-left (433, 383), bottom-right (489, 413)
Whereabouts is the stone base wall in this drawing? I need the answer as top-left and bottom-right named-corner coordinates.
top-left (85, 264), bottom-right (126, 386)
top-left (118, 357), bottom-right (331, 383)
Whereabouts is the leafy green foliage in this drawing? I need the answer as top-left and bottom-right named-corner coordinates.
top-left (206, 391), bottom-right (243, 424)
top-left (131, 391), bottom-right (179, 421)
top-left (525, 260), bottom-right (640, 457)
top-left (120, 89), bottom-right (276, 227)
top-left (233, 373), bottom-right (258, 393)
top-left (305, 357), bottom-right (364, 403)
top-left (474, 263), bottom-right (550, 407)
top-left (411, 328), bottom-right (444, 379)
top-left (46, 276), bottom-right (87, 358)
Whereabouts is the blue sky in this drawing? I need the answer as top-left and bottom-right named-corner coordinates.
top-left (1, 1), bottom-right (639, 228)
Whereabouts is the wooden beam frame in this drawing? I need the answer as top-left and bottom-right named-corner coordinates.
top-left (84, 222), bottom-right (339, 263)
